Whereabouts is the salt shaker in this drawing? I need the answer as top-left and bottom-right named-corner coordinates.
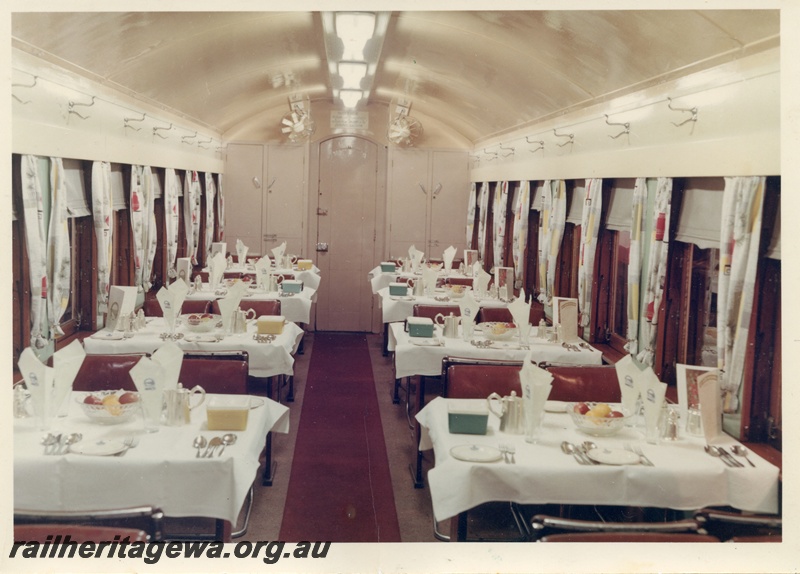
top-left (662, 407), bottom-right (679, 441)
top-left (13, 382), bottom-right (29, 418)
top-left (537, 318), bottom-right (547, 339)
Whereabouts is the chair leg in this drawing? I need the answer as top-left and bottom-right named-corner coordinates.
top-left (383, 324), bottom-right (389, 357)
top-left (230, 485), bottom-right (254, 539)
top-left (286, 375), bottom-right (294, 402)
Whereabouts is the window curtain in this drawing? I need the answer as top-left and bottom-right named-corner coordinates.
top-left (624, 178), bottom-right (647, 355)
top-left (537, 180), bottom-right (567, 305)
top-left (465, 182), bottom-right (478, 247)
top-left (91, 161), bottom-right (114, 317)
top-left (477, 182), bottom-right (490, 261)
top-left (184, 170), bottom-right (202, 265)
top-left (47, 158), bottom-right (71, 337)
top-left (637, 177), bottom-right (673, 366)
top-left (140, 166), bottom-right (158, 291)
top-left (204, 172), bottom-right (217, 259)
top-left (216, 174), bottom-right (225, 241)
top-left (492, 181), bottom-right (509, 267)
top-left (717, 176), bottom-right (766, 413)
top-left (129, 167), bottom-right (153, 292)
top-left (20, 155), bottom-right (48, 349)
top-left (511, 180), bottom-right (530, 286)
top-left (164, 168), bottom-right (180, 278)
top-left (578, 178), bottom-right (603, 326)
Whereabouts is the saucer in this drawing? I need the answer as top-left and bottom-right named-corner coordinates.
top-left (450, 444), bottom-right (503, 463)
top-left (585, 448), bottom-right (640, 465)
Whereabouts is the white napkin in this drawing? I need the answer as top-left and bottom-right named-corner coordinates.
top-left (409, 245), bottom-right (424, 272)
top-left (519, 352), bottom-right (553, 435)
top-left (152, 341), bottom-right (184, 392)
top-left (614, 354), bottom-right (645, 416)
top-left (697, 370), bottom-right (723, 444)
top-left (458, 290), bottom-right (480, 326)
top-left (639, 375), bottom-right (668, 440)
top-left (209, 252), bottom-right (227, 289)
top-left (52, 340), bottom-right (87, 415)
top-left (254, 256), bottom-right (272, 290)
top-left (507, 289), bottom-right (531, 328)
top-left (18, 348), bottom-right (54, 423)
top-left (442, 245), bottom-right (456, 273)
top-left (129, 356), bottom-right (165, 427)
top-left (422, 266), bottom-right (438, 295)
top-left (474, 268), bottom-right (492, 295)
top-left (271, 241), bottom-right (287, 261)
top-left (235, 239), bottom-right (249, 265)
top-left (218, 280), bottom-right (249, 332)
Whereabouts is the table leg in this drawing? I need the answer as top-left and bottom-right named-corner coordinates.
top-left (262, 432), bottom-right (277, 487)
top-left (410, 375), bottom-right (427, 489)
top-left (383, 324), bottom-right (389, 356)
top-left (214, 519), bottom-right (232, 542)
top-left (449, 512), bottom-right (468, 542)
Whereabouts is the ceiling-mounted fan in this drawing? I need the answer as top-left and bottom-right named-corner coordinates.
top-left (387, 99), bottom-right (422, 147)
top-left (281, 95), bottom-right (316, 143)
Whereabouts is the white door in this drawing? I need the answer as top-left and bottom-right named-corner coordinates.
top-left (388, 148), bottom-right (428, 259)
top-left (224, 143), bottom-right (264, 256)
top-left (428, 150), bottom-right (470, 256)
top-left (264, 145), bottom-right (306, 256)
top-left (315, 137), bottom-right (379, 331)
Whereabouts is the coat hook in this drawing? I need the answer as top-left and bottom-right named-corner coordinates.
top-left (12, 75), bottom-right (37, 104)
top-left (182, 131), bottom-right (198, 144)
top-left (198, 137), bottom-right (212, 149)
top-left (553, 128), bottom-right (574, 147)
top-left (124, 112), bottom-right (146, 131)
top-left (483, 148), bottom-right (498, 160)
top-left (498, 143), bottom-right (515, 157)
top-left (216, 145), bottom-right (228, 152)
top-left (604, 114), bottom-right (630, 139)
top-left (68, 95), bottom-right (96, 120)
top-left (152, 122), bottom-right (173, 139)
top-left (667, 97), bottom-right (698, 127)
top-left (526, 137), bottom-right (545, 153)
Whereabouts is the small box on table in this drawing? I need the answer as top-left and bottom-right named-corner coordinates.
top-left (448, 400), bottom-right (489, 435)
top-left (296, 259), bottom-right (313, 271)
top-left (257, 315), bottom-right (285, 335)
top-left (407, 316), bottom-right (434, 338)
top-left (389, 282), bottom-right (409, 297)
top-left (281, 279), bottom-right (303, 294)
top-left (207, 395), bottom-right (250, 431)
top-left (380, 261), bottom-right (397, 273)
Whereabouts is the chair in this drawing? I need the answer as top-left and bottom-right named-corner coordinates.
top-left (539, 532), bottom-right (720, 542)
top-left (412, 304), bottom-right (459, 321)
top-left (530, 514), bottom-right (708, 542)
top-left (176, 351), bottom-right (256, 538)
top-left (15, 524), bottom-right (149, 543)
top-left (210, 299), bottom-right (281, 317)
top-left (477, 303), bottom-right (546, 327)
top-left (223, 271), bottom-right (242, 280)
top-left (444, 276), bottom-right (474, 287)
top-left (14, 506), bottom-right (164, 542)
top-left (193, 271), bottom-right (209, 283)
top-left (540, 363), bottom-right (622, 403)
top-left (693, 507), bottom-right (782, 542)
top-left (141, 298), bottom-right (210, 317)
top-left (72, 354), bottom-right (147, 392)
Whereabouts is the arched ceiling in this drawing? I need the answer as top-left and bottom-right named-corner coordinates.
top-left (11, 10), bottom-right (779, 145)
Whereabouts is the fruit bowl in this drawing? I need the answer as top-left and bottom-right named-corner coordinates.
top-left (444, 284), bottom-right (467, 299)
top-left (79, 390), bottom-right (140, 424)
top-left (479, 322), bottom-right (517, 341)
top-left (181, 313), bottom-right (221, 333)
top-left (567, 402), bottom-right (630, 437)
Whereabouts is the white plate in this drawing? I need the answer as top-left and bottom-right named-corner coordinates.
top-left (184, 335), bottom-right (218, 343)
top-left (90, 331), bottom-right (124, 340)
top-left (490, 341), bottom-right (520, 350)
top-left (250, 397), bottom-right (265, 409)
top-left (450, 444), bottom-right (503, 463)
top-left (545, 400), bottom-right (567, 413)
top-left (586, 448), bottom-right (640, 465)
top-left (410, 337), bottom-right (442, 347)
top-left (69, 439), bottom-right (127, 456)
top-left (389, 296), bottom-right (414, 301)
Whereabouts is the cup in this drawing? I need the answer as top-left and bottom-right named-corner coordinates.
top-left (518, 323), bottom-right (532, 345)
top-left (686, 406), bottom-right (703, 436)
top-left (524, 407), bottom-right (546, 444)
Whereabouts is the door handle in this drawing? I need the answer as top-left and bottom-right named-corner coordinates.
top-left (418, 183), bottom-right (426, 195)
top-left (316, 242), bottom-right (329, 252)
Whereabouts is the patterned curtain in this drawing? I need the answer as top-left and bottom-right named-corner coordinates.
top-left (47, 158), bottom-right (71, 337)
top-left (21, 155), bottom-right (48, 349)
top-left (477, 182), bottom-right (490, 261)
top-left (140, 166), bottom-right (158, 291)
top-left (492, 181), bottom-right (509, 267)
top-left (164, 168), bottom-right (180, 278)
top-left (184, 170), bottom-right (202, 265)
top-left (578, 178), bottom-right (603, 327)
top-left (538, 180), bottom-right (567, 305)
top-left (130, 167), bottom-right (145, 291)
top-left (717, 176), bottom-right (766, 413)
top-left (625, 178), bottom-right (647, 355)
top-left (537, 181), bottom-right (551, 302)
top-left (204, 172), bottom-right (217, 259)
top-left (216, 174), bottom-right (225, 241)
top-left (511, 180), bottom-right (530, 285)
top-left (637, 177), bottom-right (673, 366)
top-left (465, 182), bottom-right (478, 247)
top-left (91, 161), bottom-right (114, 318)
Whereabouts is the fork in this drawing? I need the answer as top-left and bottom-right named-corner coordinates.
top-left (626, 443), bottom-right (654, 466)
top-left (116, 436), bottom-right (140, 457)
top-left (498, 444), bottom-right (510, 464)
top-left (505, 444), bottom-right (516, 464)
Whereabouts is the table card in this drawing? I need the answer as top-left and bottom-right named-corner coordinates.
top-left (176, 257), bottom-right (192, 283)
top-left (211, 241), bottom-right (226, 257)
top-left (552, 296), bottom-right (580, 343)
top-left (493, 267), bottom-right (514, 301)
top-left (698, 370), bottom-right (723, 444)
top-left (464, 249), bottom-right (479, 274)
top-left (106, 286), bottom-right (138, 331)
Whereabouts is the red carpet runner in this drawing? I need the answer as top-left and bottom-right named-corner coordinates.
top-left (279, 333), bottom-right (401, 542)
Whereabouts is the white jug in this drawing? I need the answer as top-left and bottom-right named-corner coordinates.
top-left (164, 384), bottom-right (206, 426)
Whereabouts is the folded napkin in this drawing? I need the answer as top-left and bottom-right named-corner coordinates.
top-left (614, 354), bottom-right (646, 416)
top-left (209, 252), bottom-right (227, 289)
top-left (519, 352), bottom-right (553, 440)
top-left (697, 370), bottom-right (723, 444)
top-left (129, 342), bottom-right (183, 429)
top-left (422, 266), bottom-right (438, 295)
top-left (442, 245), bottom-right (456, 273)
top-left (52, 340), bottom-right (87, 416)
top-left (105, 285), bottom-right (138, 331)
top-left (409, 245), bottom-right (424, 272)
top-left (638, 372), bottom-right (667, 441)
top-left (458, 290), bottom-right (480, 325)
top-left (218, 280), bottom-right (249, 333)
top-left (151, 341), bottom-right (184, 392)
top-left (18, 347), bottom-right (53, 425)
top-left (507, 289), bottom-right (531, 328)
top-left (157, 278), bottom-right (189, 331)
top-left (553, 297), bottom-right (580, 343)
top-left (474, 268), bottom-right (492, 296)
top-left (235, 239), bottom-right (249, 265)
top-left (254, 256), bottom-right (272, 290)
top-left (271, 241), bottom-right (287, 261)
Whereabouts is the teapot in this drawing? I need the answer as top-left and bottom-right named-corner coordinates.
top-left (164, 383), bottom-right (206, 426)
top-left (267, 273), bottom-right (284, 293)
top-left (487, 391), bottom-right (526, 434)
top-left (234, 308), bottom-right (257, 333)
top-left (408, 278), bottom-right (425, 297)
top-left (434, 312), bottom-right (461, 338)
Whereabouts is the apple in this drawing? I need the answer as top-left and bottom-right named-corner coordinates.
top-left (608, 410), bottom-right (624, 418)
top-left (573, 402), bottom-right (590, 415)
top-left (84, 394), bottom-right (103, 406)
top-left (119, 391), bottom-right (139, 404)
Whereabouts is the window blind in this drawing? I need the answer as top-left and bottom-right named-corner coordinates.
top-left (674, 178), bottom-right (725, 249)
top-left (63, 158), bottom-right (91, 218)
top-left (110, 164), bottom-right (127, 211)
top-left (604, 179), bottom-right (636, 231)
top-left (566, 183), bottom-right (585, 224)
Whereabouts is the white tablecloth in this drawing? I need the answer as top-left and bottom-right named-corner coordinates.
top-left (417, 397), bottom-right (780, 521)
top-left (14, 393), bottom-right (289, 524)
top-left (378, 286), bottom-right (508, 324)
top-left (213, 264), bottom-right (321, 291)
top-left (84, 318), bottom-right (303, 378)
top-left (369, 266), bottom-right (472, 295)
top-left (185, 283), bottom-right (316, 324)
top-left (390, 323), bottom-right (602, 379)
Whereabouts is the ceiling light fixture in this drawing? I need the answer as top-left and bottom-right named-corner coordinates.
top-left (338, 61), bottom-right (368, 90)
top-left (340, 89), bottom-right (363, 109)
top-left (335, 12), bottom-right (376, 60)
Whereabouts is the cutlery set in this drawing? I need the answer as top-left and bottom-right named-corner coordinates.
top-left (705, 444), bottom-right (752, 467)
top-left (194, 433), bottom-right (237, 458)
top-left (41, 432), bottom-right (82, 456)
top-left (499, 444), bottom-right (516, 464)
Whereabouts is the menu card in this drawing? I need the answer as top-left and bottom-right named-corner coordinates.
top-left (493, 267), bottom-right (515, 301)
top-left (106, 286), bottom-right (138, 331)
top-left (697, 370), bottom-right (723, 444)
top-left (175, 257), bottom-right (192, 284)
top-left (211, 241), bottom-right (227, 257)
top-left (464, 250), bottom-right (479, 274)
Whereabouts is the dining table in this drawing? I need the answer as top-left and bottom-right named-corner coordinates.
top-left (83, 317), bottom-right (304, 379)
top-left (215, 262), bottom-right (322, 291)
top-left (416, 397), bottom-right (781, 541)
top-left (368, 265), bottom-right (472, 295)
top-left (184, 282), bottom-right (317, 324)
top-left (14, 392), bottom-right (289, 542)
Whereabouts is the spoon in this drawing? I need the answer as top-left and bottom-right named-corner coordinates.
top-left (705, 445), bottom-right (734, 467)
top-left (60, 432), bottom-right (83, 454)
top-left (561, 441), bottom-right (586, 465)
top-left (580, 441), bottom-right (599, 464)
top-left (203, 437), bottom-right (223, 458)
top-left (193, 435), bottom-right (207, 458)
top-left (41, 433), bottom-right (58, 455)
top-left (217, 433), bottom-right (238, 456)
top-left (730, 445), bottom-right (755, 467)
